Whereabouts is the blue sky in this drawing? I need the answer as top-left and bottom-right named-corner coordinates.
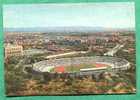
top-left (3, 2), bottom-right (135, 29)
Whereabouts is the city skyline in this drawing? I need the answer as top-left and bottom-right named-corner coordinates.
top-left (3, 2), bottom-right (135, 29)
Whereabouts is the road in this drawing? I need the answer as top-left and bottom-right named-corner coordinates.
top-left (45, 51), bottom-right (87, 59)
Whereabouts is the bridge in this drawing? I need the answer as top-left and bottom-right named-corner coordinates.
top-left (104, 44), bottom-right (124, 56)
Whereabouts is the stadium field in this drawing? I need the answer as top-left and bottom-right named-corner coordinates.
top-left (49, 63), bottom-right (111, 73)
top-left (33, 56), bottom-right (130, 73)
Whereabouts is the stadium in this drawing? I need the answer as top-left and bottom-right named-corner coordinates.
top-left (33, 56), bottom-right (131, 76)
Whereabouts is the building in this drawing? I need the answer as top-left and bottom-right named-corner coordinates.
top-left (5, 44), bottom-right (23, 58)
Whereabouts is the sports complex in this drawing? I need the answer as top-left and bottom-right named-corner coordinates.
top-left (33, 56), bottom-right (131, 75)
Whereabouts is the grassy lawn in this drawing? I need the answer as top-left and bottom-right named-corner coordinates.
top-left (50, 63), bottom-right (110, 73)
top-left (65, 64), bottom-right (96, 72)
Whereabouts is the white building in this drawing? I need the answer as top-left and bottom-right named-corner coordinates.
top-left (5, 44), bottom-right (23, 58)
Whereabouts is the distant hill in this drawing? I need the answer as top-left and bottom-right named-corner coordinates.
top-left (4, 26), bottom-right (135, 33)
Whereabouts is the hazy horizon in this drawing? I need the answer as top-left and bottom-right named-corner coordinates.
top-left (4, 26), bottom-right (135, 33)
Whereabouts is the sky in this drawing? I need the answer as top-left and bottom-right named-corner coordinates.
top-left (3, 2), bottom-right (135, 29)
